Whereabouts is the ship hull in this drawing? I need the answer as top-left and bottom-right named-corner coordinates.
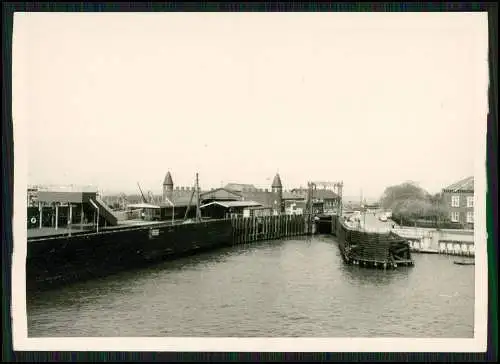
top-left (335, 217), bottom-right (414, 269)
top-left (26, 219), bottom-right (233, 292)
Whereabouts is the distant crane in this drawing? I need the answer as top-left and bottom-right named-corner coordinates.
top-left (137, 182), bottom-right (148, 204)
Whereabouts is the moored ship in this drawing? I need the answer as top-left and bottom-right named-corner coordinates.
top-left (27, 218), bottom-right (233, 291)
top-left (26, 173), bottom-right (235, 292)
top-left (336, 215), bottom-right (414, 269)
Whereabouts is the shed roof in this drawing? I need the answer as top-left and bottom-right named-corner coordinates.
top-left (224, 183), bottom-right (257, 192)
top-left (37, 185), bottom-right (98, 193)
top-left (282, 191), bottom-right (304, 200)
top-left (158, 195), bottom-right (198, 207)
top-left (127, 203), bottom-right (161, 209)
top-left (37, 191), bottom-right (97, 203)
top-left (238, 190), bottom-right (279, 208)
top-left (290, 188), bottom-right (339, 200)
top-left (443, 176), bottom-right (474, 192)
top-left (200, 200), bottom-right (263, 209)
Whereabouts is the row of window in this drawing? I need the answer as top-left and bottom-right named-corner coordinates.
top-left (450, 211), bottom-right (474, 223)
top-left (451, 195), bottom-right (474, 208)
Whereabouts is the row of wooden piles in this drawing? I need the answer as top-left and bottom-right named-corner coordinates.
top-left (231, 214), bottom-right (309, 244)
top-left (338, 220), bottom-right (414, 269)
top-left (352, 231), bottom-right (413, 267)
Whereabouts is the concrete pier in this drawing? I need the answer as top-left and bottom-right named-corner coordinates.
top-left (393, 227), bottom-right (474, 257)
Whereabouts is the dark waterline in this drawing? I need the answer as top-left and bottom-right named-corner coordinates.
top-left (27, 235), bottom-right (474, 337)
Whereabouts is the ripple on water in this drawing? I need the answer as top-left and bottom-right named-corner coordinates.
top-left (27, 238), bottom-right (475, 338)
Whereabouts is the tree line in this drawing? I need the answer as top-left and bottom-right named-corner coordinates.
top-left (379, 181), bottom-right (450, 226)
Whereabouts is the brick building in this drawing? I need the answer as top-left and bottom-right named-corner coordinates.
top-left (199, 173), bottom-right (294, 216)
top-left (290, 187), bottom-right (340, 215)
top-left (441, 176), bottom-right (474, 229)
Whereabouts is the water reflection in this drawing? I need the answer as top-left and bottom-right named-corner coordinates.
top-left (340, 264), bottom-right (411, 286)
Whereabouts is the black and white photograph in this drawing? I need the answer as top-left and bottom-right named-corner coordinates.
top-left (11, 10), bottom-right (489, 352)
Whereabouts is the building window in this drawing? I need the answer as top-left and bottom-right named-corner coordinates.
top-left (451, 195), bottom-right (460, 207)
top-left (451, 211), bottom-right (460, 222)
top-left (466, 211), bottom-right (474, 223)
top-left (467, 196), bottom-right (474, 208)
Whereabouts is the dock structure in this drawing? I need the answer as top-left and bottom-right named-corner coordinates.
top-left (230, 213), bottom-right (308, 244)
top-left (28, 187), bottom-right (118, 233)
top-left (390, 227), bottom-right (475, 257)
top-left (332, 213), bottom-right (414, 269)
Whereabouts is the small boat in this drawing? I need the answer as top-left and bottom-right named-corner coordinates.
top-left (453, 259), bottom-right (475, 266)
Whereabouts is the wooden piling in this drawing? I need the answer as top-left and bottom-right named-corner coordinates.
top-left (253, 217), bottom-right (257, 242)
top-left (277, 215), bottom-right (281, 238)
top-left (274, 216), bottom-right (278, 239)
top-left (248, 217), bottom-right (251, 243)
top-left (253, 217), bottom-right (256, 241)
top-left (267, 216), bottom-right (271, 240)
top-left (249, 217), bottom-right (253, 242)
top-left (244, 217), bottom-right (248, 243)
top-left (270, 216), bottom-right (273, 239)
top-left (271, 215), bottom-right (273, 239)
top-left (274, 216), bottom-right (277, 239)
top-left (231, 212), bottom-right (322, 245)
top-left (254, 216), bottom-right (258, 242)
top-left (241, 218), bottom-right (244, 243)
top-left (263, 216), bottom-right (267, 240)
top-left (236, 217), bottom-right (239, 244)
top-left (239, 217), bottom-right (243, 244)
top-left (232, 217), bottom-right (235, 243)
top-left (278, 215), bottom-right (281, 239)
top-left (245, 217), bottom-right (248, 243)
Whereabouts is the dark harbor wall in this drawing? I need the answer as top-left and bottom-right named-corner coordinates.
top-left (27, 214), bottom-right (314, 292)
top-left (27, 219), bottom-right (233, 292)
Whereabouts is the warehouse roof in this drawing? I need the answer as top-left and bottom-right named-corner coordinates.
top-left (443, 176), bottom-right (474, 192)
top-left (200, 200), bottom-right (262, 209)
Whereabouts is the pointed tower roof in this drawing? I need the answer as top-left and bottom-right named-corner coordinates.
top-left (163, 171), bottom-right (174, 186)
top-left (271, 173), bottom-right (282, 188)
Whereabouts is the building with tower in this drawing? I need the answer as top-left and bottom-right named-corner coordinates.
top-left (198, 172), bottom-right (302, 218)
top-left (271, 173), bottom-right (284, 215)
top-left (162, 171), bottom-right (174, 202)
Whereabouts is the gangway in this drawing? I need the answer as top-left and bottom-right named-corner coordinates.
top-left (91, 196), bottom-right (119, 226)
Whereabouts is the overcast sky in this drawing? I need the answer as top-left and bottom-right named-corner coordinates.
top-left (13, 12), bottom-right (488, 199)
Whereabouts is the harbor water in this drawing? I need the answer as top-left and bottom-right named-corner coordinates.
top-left (27, 235), bottom-right (474, 338)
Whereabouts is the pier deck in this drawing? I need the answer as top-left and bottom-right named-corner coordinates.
top-left (28, 226), bottom-right (94, 238)
top-left (27, 219), bottom-right (195, 240)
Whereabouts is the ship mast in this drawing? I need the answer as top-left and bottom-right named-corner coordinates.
top-left (195, 172), bottom-right (201, 222)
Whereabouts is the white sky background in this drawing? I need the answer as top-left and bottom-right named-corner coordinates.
top-left (13, 12), bottom-right (488, 199)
